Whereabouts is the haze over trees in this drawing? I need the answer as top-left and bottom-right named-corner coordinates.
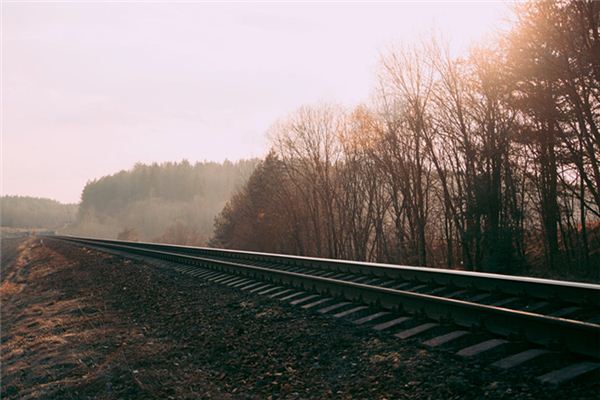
top-left (67, 159), bottom-right (258, 245)
top-left (0, 196), bottom-right (77, 230)
top-left (211, 1), bottom-right (600, 280)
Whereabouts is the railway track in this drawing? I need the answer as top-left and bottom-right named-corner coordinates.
top-left (54, 235), bottom-right (600, 385)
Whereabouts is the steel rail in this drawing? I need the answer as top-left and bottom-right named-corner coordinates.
top-left (57, 235), bottom-right (600, 307)
top-left (55, 236), bottom-right (600, 359)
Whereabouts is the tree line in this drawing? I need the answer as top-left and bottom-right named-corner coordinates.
top-left (211, 1), bottom-right (600, 279)
top-left (67, 159), bottom-right (259, 244)
top-left (1, 196), bottom-right (77, 229)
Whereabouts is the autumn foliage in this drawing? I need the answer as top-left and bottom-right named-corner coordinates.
top-left (212, 2), bottom-right (600, 279)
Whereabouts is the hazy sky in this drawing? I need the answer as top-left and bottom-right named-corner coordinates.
top-left (2, 1), bottom-right (512, 203)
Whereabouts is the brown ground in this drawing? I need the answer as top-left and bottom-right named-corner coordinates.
top-left (1, 237), bottom-right (598, 399)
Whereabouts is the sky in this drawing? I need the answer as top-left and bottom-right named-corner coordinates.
top-left (2, 1), bottom-right (513, 203)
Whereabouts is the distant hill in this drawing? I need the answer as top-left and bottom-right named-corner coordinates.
top-left (1, 196), bottom-right (78, 229)
top-left (65, 159), bottom-right (259, 245)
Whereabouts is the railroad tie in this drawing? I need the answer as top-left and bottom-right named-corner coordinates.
top-left (301, 298), bottom-right (333, 309)
top-left (290, 294), bottom-right (320, 306)
top-left (231, 279), bottom-right (254, 287)
top-left (550, 306), bottom-right (581, 318)
top-left (269, 289), bottom-right (294, 298)
top-left (353, 312), bottom-right (390, 325)
top-left (279, 291), bottom-right (306, 301)
top-left (258, 286), bottom-right (282, 295)
top-left (318, 302), bottom-right (352, 314)
top-left (456, 339), bottom-right (508, 357)
top-left (423, 330), bottom-right (469, 347)
top-left (394, 323), bottom-right (438, 339)
top-left (248, 284), bottom-right (272, 293)
top-left (491, 297), bottom-right (519, 307)
top-left (492, 349), bottom-right (551, 369)
top-left (240, 282), bottom-right (264, 291)
top-left (333, 306), bottom-right (369, 319)
top-left (537, 362), bottom-right (600, 385)
top-left (372, 317), bottom-right (411, 331)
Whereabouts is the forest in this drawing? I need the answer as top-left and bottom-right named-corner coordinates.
top-left (211, 2), bottom-right (600, 280)
top-left (65, 159), bottom-right (259, 244)
top-left (0, 196), bottom-right (77, 229)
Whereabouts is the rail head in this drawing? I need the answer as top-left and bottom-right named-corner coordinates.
top-left (56, 235), bottom-right (600, 306)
